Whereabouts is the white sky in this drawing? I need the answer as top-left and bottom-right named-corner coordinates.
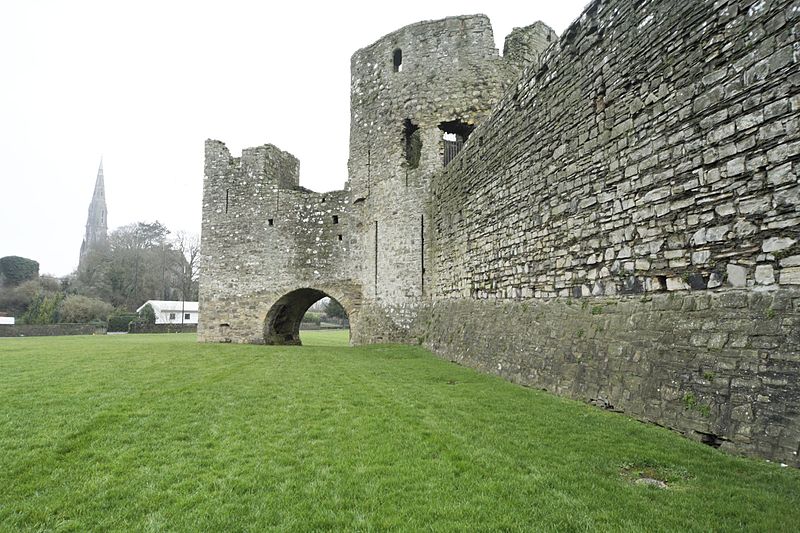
top-left (0, 0), bottom-right (588, 277)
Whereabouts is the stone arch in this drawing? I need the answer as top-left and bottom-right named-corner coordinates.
top-left (263, 287), bottom-right (352, 345)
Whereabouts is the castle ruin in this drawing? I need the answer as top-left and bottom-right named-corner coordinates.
top-left (200, 0), bottom-right (800, 465)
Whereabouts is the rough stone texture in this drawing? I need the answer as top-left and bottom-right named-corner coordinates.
top-left (199, 142), bottom-right (361, 344)
top-left (200, 1), bottom-right (800, 464)
top-left (503, 22), bottom-right (558, 70)
top-left (424, 290), bottom-right (800, 465)
top-left (430, 1), bottom-right (799, 301)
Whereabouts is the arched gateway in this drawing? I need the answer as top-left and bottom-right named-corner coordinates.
top-left (264, 288), bottom-right (349, 345)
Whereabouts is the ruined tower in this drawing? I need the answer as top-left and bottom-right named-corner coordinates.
top-left (199, 15), bottom-right (551, 345)
top-left (79, 159), bottom-right (108, 265)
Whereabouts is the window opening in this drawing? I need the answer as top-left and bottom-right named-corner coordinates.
top-left (268, 218), bottom-right (274, 226)
top-left (332, 215), bottom-right (339, 224)
top-left (225, 189), bottom-right (229, 213)
top-left (393, 48), bottom-right (403, 72)
top-left (184, 313), bottom-right (190, 320)
top-left (338, 234), bottom-right (343, 241)
top-left (439, 120), bottom-right (475, 166)
top-left (169, 313), bottom-right (176, 320)
top-left (403, 119), bottom-right (421, 169)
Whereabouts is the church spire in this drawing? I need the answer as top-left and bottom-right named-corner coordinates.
top-left (79, 159), bottom-right (109, 265)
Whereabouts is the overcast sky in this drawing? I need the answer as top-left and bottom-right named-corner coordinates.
top-left (0, 0), bottom-right (588, 277)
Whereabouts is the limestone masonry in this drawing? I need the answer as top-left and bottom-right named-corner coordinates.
top-left (200, 0), bottom-right (800, 465)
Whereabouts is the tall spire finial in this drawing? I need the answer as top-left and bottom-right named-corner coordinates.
top-left (80, 158), bottom-right (109, 266)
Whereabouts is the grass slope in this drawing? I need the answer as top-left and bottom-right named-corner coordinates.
top-left (0, 332), bottom-right (798, 531)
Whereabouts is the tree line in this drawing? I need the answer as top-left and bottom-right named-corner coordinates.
top-left (0, 221), bottom-right (199, 325)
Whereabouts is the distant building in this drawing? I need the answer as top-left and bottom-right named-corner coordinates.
top-left (137, 300), bottom-right (199, 324)
top-left (79, 159), bottom-right (108, 266)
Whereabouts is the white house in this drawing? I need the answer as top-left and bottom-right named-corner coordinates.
top-left (136, 300), bottom-right (199, 325)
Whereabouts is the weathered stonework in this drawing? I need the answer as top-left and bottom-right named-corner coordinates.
top-left (200, 1), bottom-right (800, 464)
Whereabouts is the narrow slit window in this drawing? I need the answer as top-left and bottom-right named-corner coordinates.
top-left (332, 215), bottom-right (339, 224)
top-left (393, 48), bottom-right (402, 72)
top-left (268, 219), bottom-right (274, 226)
top-left (225, 189), bottom-right (229, 213)
top-left (338, 234), bottom-right (343, 241)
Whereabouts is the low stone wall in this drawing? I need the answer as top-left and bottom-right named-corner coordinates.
top-left (423, 288), bottom-right (800, 466)
top-left (128, 323), bottom-right (198, 334)
top-left (0, 324), bottom-right (106, 337)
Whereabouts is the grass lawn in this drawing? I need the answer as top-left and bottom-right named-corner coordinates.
top-left (1, 331), bottom-right (798, 531)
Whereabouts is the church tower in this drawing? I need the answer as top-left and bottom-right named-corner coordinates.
top-left (79, 159), bottom-right (108, 265)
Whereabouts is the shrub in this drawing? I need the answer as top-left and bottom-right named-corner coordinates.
top-left (20, 292), bottom-right (63, 324)
top-left (59, 295), bottom-right (113, 324)
top-left (0, 256), bottom-right (39, 286)
top-left (324, 299), bottom-right (347, 319)
top-left (302, 312), bottom-right (321, 325)
top-left (108, 312), bottom-right (139, 332)
top-left (138, 303), bottom-right (156, 325)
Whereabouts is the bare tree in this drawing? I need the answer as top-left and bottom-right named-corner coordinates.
top-left (172, 231), bottom-right (201, 302)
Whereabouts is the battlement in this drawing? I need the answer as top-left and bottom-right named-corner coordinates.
top-left (205, 140), bottom-right (299, 190)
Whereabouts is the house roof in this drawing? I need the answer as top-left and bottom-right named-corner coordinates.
top-left (136, 300), bottom-right (199, 313)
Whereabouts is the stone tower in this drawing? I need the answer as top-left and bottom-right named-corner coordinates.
top-left (199, 15), bottom-right (549, 345)
top-left (79, 159), bottom-right (108, 265)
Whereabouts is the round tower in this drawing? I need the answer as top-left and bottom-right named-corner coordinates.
top-left (345, 15), bottom-right (524, 341)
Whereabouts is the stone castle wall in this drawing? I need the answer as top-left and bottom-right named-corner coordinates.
top-left (423, 0), bottom-right (800, 465)
top-left (199, 1), bottom-right (800, 463)
top-left (429, 0), bottom-right (799, 299)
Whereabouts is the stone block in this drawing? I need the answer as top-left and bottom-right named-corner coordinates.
top-left (727, 264), bottom-right (748, 287)
top-left (763, 237), bottom-right (796, 253)
top-left (755, 265), bottom-right (775, 285)
top-left (726, 157), bottom-right (746, 176)
top-left (707, 272), bottom-right (724, 288)
top-left (779, 255), bottom-right (800, 267)
top-left (779, 267), bottom-right (800, 285)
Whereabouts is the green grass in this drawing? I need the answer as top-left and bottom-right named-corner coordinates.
top-left (0, 332), bottom-right (798, 531)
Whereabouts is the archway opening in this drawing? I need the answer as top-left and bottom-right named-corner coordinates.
top-left (264, 288), bottom-right (349, 345)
